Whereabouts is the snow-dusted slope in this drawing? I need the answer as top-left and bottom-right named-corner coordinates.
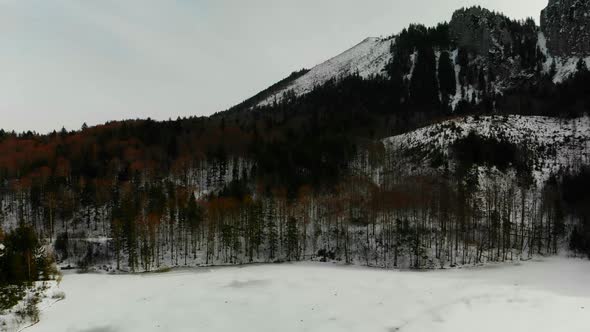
top-left (538, 32), bottom-right (590, 84)
top-left (252, 31), bottom-right (587, 110)
top-left (384, 115), bottom-right (590, 183)
top-left (257, 37), bottom-right (393, 107)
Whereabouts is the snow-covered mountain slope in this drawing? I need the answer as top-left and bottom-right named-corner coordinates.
top-left (257, 37), bottom-right (393, 107)
top-left (383, 115), bottom-right (590, 183)
top-left (538, 32), bottom-right (590, 84)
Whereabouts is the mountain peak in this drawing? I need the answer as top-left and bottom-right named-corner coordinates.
top-left (449, 6), bottom-right (529, 55)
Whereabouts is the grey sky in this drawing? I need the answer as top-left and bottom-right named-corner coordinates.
top-left (1, 0), bottom-right (547, 133)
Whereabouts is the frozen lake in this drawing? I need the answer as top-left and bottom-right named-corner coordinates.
top-left (30, 257), bottom-right (590, 332)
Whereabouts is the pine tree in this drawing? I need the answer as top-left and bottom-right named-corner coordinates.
top-left (266, 200), bottom-right (278, 261)
top-left (438, 50), bottom-right (456, 109)
top-left (410, 46), bottom-right (439, 108)
top-left (548, 59), bottom-right (557, 79)
top-left (576, 58), bottom-right (589, 75)
top-left (285, 217), bottom-right (299, 261)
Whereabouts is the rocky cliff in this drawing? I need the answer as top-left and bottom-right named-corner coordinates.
top-left (541, 0), bottom-right (590, 56)
top-left (449, 7), bottom-right (517, 55)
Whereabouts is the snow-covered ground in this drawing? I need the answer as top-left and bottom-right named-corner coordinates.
top-left (26, 257), bottom-right (590, 332)
top-left (257, 37), bottom-right (393, 107)
top-left (0, 281), bottom-right (63, 332)
top-left (384, 115), bottom-right (590, 183)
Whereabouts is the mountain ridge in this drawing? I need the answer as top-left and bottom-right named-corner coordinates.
top-left (230, 1), bottom-right (589, 113)
top-left (253, 36), bottom-right (394, 108)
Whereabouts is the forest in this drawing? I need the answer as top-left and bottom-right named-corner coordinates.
top-left (1, 18), bottom-right (590, 290)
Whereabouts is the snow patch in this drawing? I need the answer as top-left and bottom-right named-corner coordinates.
top-left (537, 31), bottom-right (548, 57)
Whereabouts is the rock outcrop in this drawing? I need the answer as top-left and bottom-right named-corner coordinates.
top-left (541, 0), bottom-right (590, 56)
top-left (448, 6), bottom-right (540, 90)
top-left (449, 7), bottom-right (516, 55)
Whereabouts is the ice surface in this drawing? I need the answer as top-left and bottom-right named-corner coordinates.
top-left (27, 257), bottom-right (590, 332)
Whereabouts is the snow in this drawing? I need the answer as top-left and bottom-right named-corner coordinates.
top-left (80, 236), bottom-right (111, 244)
top-left (252, 31), bottom-right (588, 110)
top-left (448, 49), bottom-right (488, 110)
top-left (538, 32), bottom-right (590, 84)
top-left (451, 49), bottom-right (463, 109)
top-left (537, 31), bottom-right (548, 57)
top-left (0, 281), bottom-right (61, 332)
top-left (25, 257), bottom-right (590, 332)
top-left (384, 115), bottom-right (590, 184)
top-left (404, 51), bottom-right (417, 81)
top-left (257, 37), bottom-right (393, 107)
top-left (552, 57), bottom-right (590, 83)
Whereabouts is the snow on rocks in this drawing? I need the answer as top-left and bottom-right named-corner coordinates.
top-left (257, 37), bottom-right (393, 107)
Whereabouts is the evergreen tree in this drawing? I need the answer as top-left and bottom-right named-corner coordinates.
top-left (186, 194), bottom-right (202, 229)
top-left (410, 46), bottom-right (440, 108)
top-left (285, 217), bottom-right (299, 261)
top-left (0, 224), bottom-right (51, 284)
top-left (438, 50), bottom-right (456, 109)
top-left (266, 201), bottom-right (278, 260)
top-left (576, 58), bottom-right (589, 75)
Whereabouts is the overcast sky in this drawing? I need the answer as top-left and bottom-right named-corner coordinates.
top-left (1, 0), bottom-right (547, 133)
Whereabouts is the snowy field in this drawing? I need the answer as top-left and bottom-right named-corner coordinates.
top-left (28, 257), bottom-right (590, 332)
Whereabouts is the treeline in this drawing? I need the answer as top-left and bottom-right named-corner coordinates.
top-left (451, 132), bottom-right (533, 176)
top-left (500, 59), bottom-right (590, 118)
top-left (1, 129), bottom-right (584, 272)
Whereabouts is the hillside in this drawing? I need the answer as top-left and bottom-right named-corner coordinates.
top-left (1, 0), bottom-right (590, 284)
top-left (384, 115), bottom-right (590, 183)
top-left (255, 37), bottom-right (393, 107)
top-left (235, 4), bottom-right (590, 115)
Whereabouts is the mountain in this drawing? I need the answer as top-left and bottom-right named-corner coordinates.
top-left (255, 37), bottom-right (393, 107)
top-left (235, 2), bottom-right (589, 112)
top-left (1, 1), bottom-right (590, 282)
